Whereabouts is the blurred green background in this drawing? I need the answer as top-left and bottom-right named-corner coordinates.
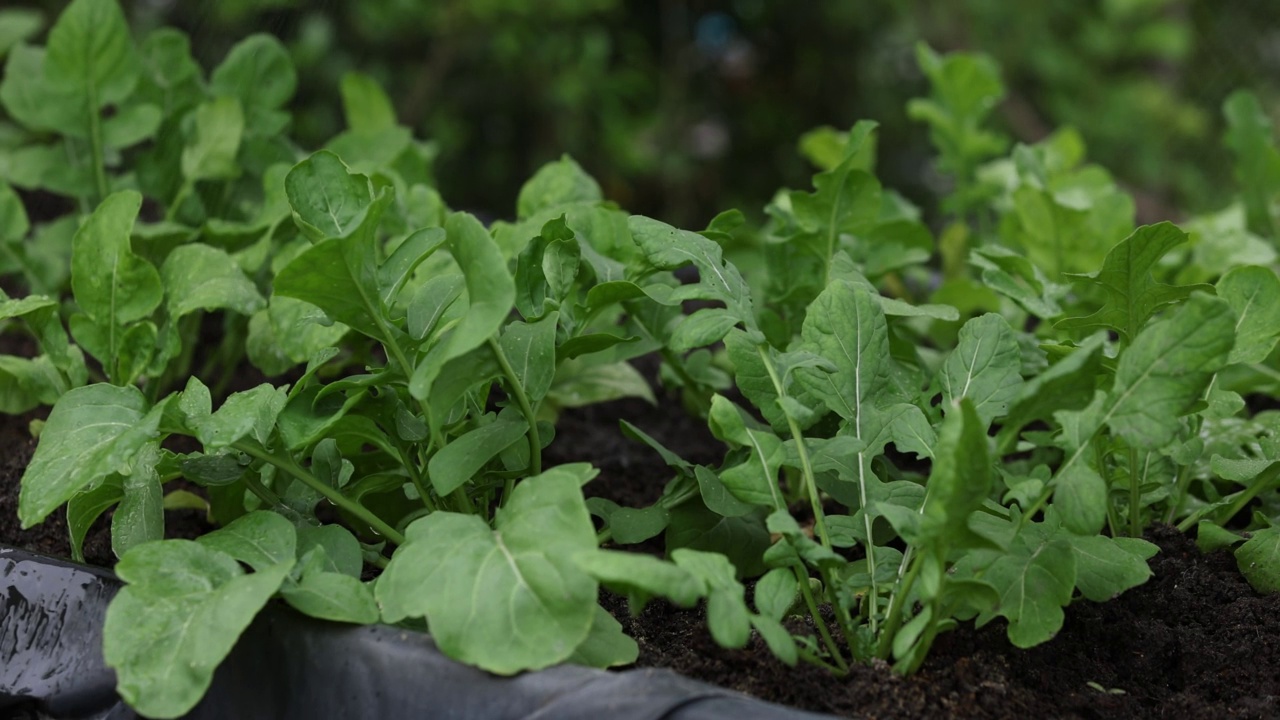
top-left (3, 0), bottom-right (1278, 228)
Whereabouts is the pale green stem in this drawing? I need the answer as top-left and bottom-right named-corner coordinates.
top-left (234, 440), bottom-right (406, 545)
top-left (488, 337), bottom-right (542, 496)
top-left (87, 95), bottom-right (109, 204)
top-left (1127, 446), bottom-right (1142, 536)
top-left (756, 345), bottom-right (832, 548)
top-left (794, 564), bottom-right (848, 672)
top-left (1176, 462), bottom-right (1280, 533)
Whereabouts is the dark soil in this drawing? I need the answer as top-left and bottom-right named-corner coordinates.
top-left (3, 341), bottom-right (1278, 719)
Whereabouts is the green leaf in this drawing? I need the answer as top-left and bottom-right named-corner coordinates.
top-left (1054, 460), bottom-right (1107, 536)
top-left (181, 96), bottom-right (244, 181)
top-left (410, 212), bottom-right (516, 400)
top-left (940, 313), bottom-right (1022, 425)
top-left (1197, 521), bottom-right (1245, 553)
top-left (196, 510), bottom-right (296, 572)
top-left (907, 43), bottom-right (1007, 191)
top-left (19, 384), bottom-right (162, 527)
top-left (724, 329), bottom-right (812, 433)
top-left (340, 71), bottom-right (396, 133)
top-left (605, 503), bottom-right (670, 544)
top-left (768, 510), bottom-right (846, 570)
top-left (665, 504), bottom-right (769, 578)
top-left (978, 529), bottom-right (1075, 647)
top-left (888, 403), bottom-right (936, 460)
top-left (111, 444), bottom-right (164, 558)
top-left (427, 417), bottom-right (529, 495)
top-left (71, 191), bottom-right (162, 326)
top-left (970, 246), bottom-right (1066, 318)
top-left (499, 312), bottom-right (558, 406)
top-left (1103, 293), bottom-right (1234, 449)
top-left (1056, 223), bottom-right (1213, 341)
top-left (568, 605), bottom-right (639, 668)
top-left (67, 476), bottom-right (123, 563)
top-left (574, 549), bottom-right (704, 608)
top-left (546, 358), bottom-right (655, 408)
top-left (296, 524), bottom-right (363, 577)
top-left (1223, 91), bottom-right (1280, 239)
top-left (753, 567), bottom-right (798, 621)
top-left (133, 28), bottom-right (203, 113)
top-left (0, 355), bottom-right (67, 413)
top-left (1069, 535), bottom-right (1156, 602)
top-left (160, 243), bottom-right (264, 318)
top-left (179, 453), bottom-right (245, 488)
top-left (102, 103), bottom-right (160, 150)
top-left (628, 215), bottom-right (753, 324)
top-left (284, 151), bottom-right (374, 241)
top-left (1236, 526), bottom-right (1280, 594)
top-left (916, 399), bottom-right (991, 545)
top-left (0, 46), bottom-right (82, 135)
top-left (377, 468), bottom-right (598, 674)
top-left (180, 380), bottom-right (287, 451)
top-left (751, 614), bottom-right (797, 666)
top-left (670, 308), bottom-right (739, 352)
top-left (406, 274), bottom-right (464, 341)
top-left (517, 155), bottom-right (602, 220)
top-left (0, 9), bottom-right (41, 59)
top-left (280, 546), bottom-right (379, 624)
top-left (209, 34), bottom-right (295, 130)
top-left (246, 297), bottom-right (348, 374)
top-left (44, 0), bottom-right (138, 108)
top-left (996, 334), bottom-right (1105, 450)
top-left (693, 465), bottom-right (755, 518)
top-left (273, 205), bottom-right (395, 339)
top-left (671, 549), bottom-right (752, 648)
top-left (378, 227), bottom-right (446, 309)
top-left (797, 280), bottom-right (889, 422)
top-left (707, 395), bottom-right (786, 510)
top-left (104, 540), bottom-right (293, 719)
top-left (1217, 266), bottom-right (1280, 364)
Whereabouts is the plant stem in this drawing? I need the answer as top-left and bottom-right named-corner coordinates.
top-left (876, 545), bottom-right (921, 660)
top-left (1095, 441), bottom-right (1121, 536)
top-left (756, 346), bottom-right (831, 549)
top-left (166, 180), bottom-right (193, 223)
top-left (793, 564), bottom-right (848, 672)
top-left (1175, 461), bottom-right (1280, 533)
top-left (660, 346), bottom-right (712, 416)
top-left (794, 647), bottom-right (847, 675)
top-left (242, 473), bottom-right (284, 508)
top-left (819, 565), bottom-right (859, 654)
top-left (87, 97), bottom-right (109, 205)
top-left (1127, 445), bottom-right (1142, 537)
top-left (233, 440), bottom-right (406, 545)
top-left (488, 337), bottom-right (542, 488)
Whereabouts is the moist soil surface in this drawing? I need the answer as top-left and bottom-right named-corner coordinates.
top-left (2, 347), bottom-right (1278, 719)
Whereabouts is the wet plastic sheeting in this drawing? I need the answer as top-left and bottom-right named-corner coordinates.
top-left (0, 547), bottom-right (837, 720)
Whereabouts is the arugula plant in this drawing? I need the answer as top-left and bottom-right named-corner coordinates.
top-left (0, 0), bottom-right (450, 411)
top-left (595, 46), bottom-right (1280, 677)
top-left (15, 148), bottom-right (742, 717)
top-left (5, 9), bottom-right (1280, 717)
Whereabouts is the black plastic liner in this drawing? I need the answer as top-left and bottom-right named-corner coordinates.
top-left (1, 546), bottom-right (841, 720)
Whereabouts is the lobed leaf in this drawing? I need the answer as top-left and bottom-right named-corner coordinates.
top-left (377, 468), bottom-right (599, 674)
top-left (104, 539), bottom-right (293, 719)
top-left (1056, 222), bottom-right (1213, 341)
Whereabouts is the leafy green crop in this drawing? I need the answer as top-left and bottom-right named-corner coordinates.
top-left (4, 5), bottom-right (1280, 717)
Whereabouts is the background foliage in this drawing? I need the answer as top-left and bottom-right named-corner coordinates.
top-left (4, 0), bottom-right (1278, 229)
